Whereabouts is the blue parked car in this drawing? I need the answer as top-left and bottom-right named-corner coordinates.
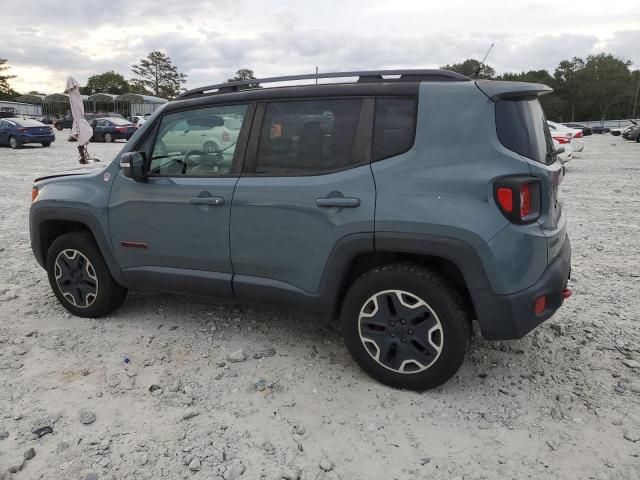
top-left (0, 117), bottom-right (55, 148)
top-left (89, 117), bottom-right (137, 143)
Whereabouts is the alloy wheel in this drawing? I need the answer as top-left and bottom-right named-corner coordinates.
top-left (104, 133), bottom-right (113, 143)
top-left (358, 289), bottom-right (443, 374)
top-left (54, 249), bottom-right (99, 308)
top-left (9, 137), bottom-right (18, 148)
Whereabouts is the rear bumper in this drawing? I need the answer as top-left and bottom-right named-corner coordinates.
top-left (18, 134), bottom-right (55, 144)
top-left (473, 234), bottom-right (572, 340)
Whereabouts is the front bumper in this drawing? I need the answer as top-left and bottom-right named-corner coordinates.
top-left (473, 234), bottom-right (572, 340)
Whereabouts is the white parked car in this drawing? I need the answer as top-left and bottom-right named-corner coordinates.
top-left (547, 120), bottom-right (584, 153)
top-left (552, 137), bottom-right (573, 164)
top-left (129, 115), bottom-right (147, 128)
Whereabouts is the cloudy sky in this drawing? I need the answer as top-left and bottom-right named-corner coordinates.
top-left (3, 0), bottom-right (640, 94)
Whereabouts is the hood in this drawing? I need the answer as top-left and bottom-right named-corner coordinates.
top-left (34, 164), bottom-right (106, 183)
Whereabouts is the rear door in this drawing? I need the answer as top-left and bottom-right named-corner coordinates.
top-left (230, 98), bottom-right (375, 295)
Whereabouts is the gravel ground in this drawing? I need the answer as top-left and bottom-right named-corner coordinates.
top-left (0, 131), bottom-right (639, 480)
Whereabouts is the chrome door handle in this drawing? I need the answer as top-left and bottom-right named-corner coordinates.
top-left (316, 197), bottom-right (360, 208)
top-left (190, 196), bottom-right (225, 206)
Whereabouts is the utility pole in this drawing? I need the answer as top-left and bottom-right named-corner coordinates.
top-left (633, 75), bottom-right (640, 119)
top-left (315, 66), bottom-right (318, 85)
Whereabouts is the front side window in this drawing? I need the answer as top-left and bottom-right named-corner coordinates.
top-left (150, 104), bottom-right (248, 176)
top-left (255, 99), bottom-right (361, 174)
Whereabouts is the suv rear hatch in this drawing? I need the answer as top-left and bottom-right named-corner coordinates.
top-left (477, 80), bottom-right (567, 264)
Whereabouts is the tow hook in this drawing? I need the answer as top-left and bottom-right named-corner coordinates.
top-left (561, 288), bottom-right (572, 299)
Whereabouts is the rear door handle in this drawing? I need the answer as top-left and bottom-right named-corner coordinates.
top-left (316, 197), bottom-right (360, 208)
top-left (190, 195), bottom-right (225, 206)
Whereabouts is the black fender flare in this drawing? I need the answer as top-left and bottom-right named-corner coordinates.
top-left (29, 205), bottom-right (125, 285)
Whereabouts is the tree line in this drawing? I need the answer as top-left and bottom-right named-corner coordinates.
top-left (2, 52), bottom-right (638, 122)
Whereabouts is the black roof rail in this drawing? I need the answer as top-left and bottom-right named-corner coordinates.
top-left (177, 69), bottom-right (469, 100)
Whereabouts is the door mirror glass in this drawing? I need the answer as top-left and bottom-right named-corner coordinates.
top-left (120, 151), bottom-right (148, 180)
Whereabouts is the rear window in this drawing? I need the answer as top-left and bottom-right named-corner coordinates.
top-left (372, 98), bottom-right (417, 161)
top-left (13, 119), bottom-right (44, 127)
top-left (496, 98), bottom-right (554, 164)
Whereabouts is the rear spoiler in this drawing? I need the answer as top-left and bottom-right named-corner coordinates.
top-left (475, 80), bottom-right (553, 101)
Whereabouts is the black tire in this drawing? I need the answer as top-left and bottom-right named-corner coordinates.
top-left (103, 133), bottom-right (113, 143)
top-left (46, 233), bottom-right (127, 318)
top-left (41, 142), bottom-right (51, 147)
top-left (8, 136), bottom-right (19, 149)
top-left (55, 123), bottom-right (63, 131)
top-left (341, 263), bottom-right (470, 391)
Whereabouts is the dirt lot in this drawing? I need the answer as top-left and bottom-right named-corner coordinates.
top-left (0, 132), bottom-right (639, 480)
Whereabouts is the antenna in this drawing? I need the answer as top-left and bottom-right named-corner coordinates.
top-left (475, 42), bottom-right (495, 78)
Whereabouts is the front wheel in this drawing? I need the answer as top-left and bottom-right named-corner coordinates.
top-left (103, 133), bottom-right (113, 143)
top-left (46, 233), bottom-right (127, 318)
top-left (341, 264), bottom-right (470, 391)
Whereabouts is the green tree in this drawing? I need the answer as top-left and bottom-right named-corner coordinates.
top-left (580, 54), bottom-right (632, 121)
top-left (227, 68), bottom-right (261, 90)
top-left (131, 51), bottom-right (187, 99)
top-left (0, 58), bottom-right (19, 101)
top-left (553, 57), bottom-right (586, 122)
top-left (80, 70), bottom-right (130, 95)
top-left (440, 59), bottom-right (495, 79)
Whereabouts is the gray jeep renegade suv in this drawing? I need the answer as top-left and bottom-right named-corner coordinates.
top-left (29, 70), bottom-right (571, 390)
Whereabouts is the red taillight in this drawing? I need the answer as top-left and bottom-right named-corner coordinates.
top-left (534, 295), bottom-right (546, 315)
top-left (520, 183), bottom-right (531, 217)
top-left (553, 136), bottom-right (570, 144)
top-left (115, 127), bottom-right (127, 132)
top-left (574, 131), bottom-right (583, 138)
top-left (494, 177), bottom-right (541, 224)
top-left (222, 130), bottom-right (230, 142)
top-left (19, 127), bottom-right (28, 132)
top-left (31, 186), bottom-right (39, 203)
top-left (497, 188), bottom-right (513, 213)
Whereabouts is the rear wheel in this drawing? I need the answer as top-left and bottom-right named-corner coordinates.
top-left (8, 136), bottom-right (19, 149)
top-left (41, 142), bottom-right (51, 147)
top-left (103, 133), bottom-right (113, 143)
top-left (46, 233), bottom-right (127, 318)
top-left (341, 263), bottom-right (470, 390)
top-left (55, 123), bottom-right (63, 131)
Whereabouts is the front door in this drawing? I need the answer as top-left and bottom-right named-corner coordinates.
top-left (108, 103), bottom-right (252, 297)
top-left (230, 98), bottom-right (375, 295)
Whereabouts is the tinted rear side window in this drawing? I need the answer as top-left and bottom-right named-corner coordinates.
top-left (372, 98), bottom-right (417, 161)
top-left (496, 98), bottom-right (554, 164)
top-left (255, 99), bottom-right (361, 174)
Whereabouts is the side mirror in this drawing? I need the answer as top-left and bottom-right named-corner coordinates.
top-left (120, 151), bottom-right (148, 180)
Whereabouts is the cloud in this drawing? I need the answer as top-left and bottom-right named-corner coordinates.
top-left (1, 0), bottom-right (639, 93)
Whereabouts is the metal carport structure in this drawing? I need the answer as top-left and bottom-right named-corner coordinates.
top-left (115, 93), bottom-right (168, 117)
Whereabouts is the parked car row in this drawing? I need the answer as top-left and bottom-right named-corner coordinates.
top-left (54, 112), bottom-right (124, 130)
top-left (547, 121), bottom-right (585, 164)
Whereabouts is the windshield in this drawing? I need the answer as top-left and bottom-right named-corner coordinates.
top-left (496, 98), bottom-right (555, 165)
